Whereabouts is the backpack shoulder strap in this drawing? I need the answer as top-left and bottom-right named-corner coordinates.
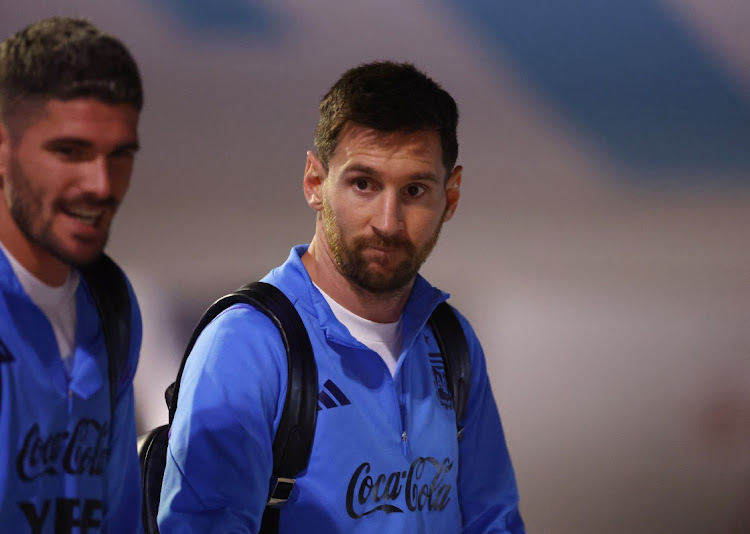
top-left (166, 281), bottom-right (317, 530)
top-left (79, 253), bottom-right (132, 419)
top-left (427, 301), bottom-right (471, 440)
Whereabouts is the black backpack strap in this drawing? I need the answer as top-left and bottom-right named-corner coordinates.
top-left (138, 424), bottom-right (169, 534)
top-left (166, 282), bottom-right (317, 533)
top-left (79, 253), bottom-right (131, 422)
top-left (428, 301), bottom-right (471, 440)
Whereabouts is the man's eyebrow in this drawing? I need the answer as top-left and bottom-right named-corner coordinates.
top-left (341, 163), bottom-right (379, 176)
top-left (341, 164), bottom-right (440, 183)
top-left (43, 137), bottom-right (92, 149)
top-left (410, 171), bottom-right (440, 183)
top-left (43, 137), bottom-right (140, 152)
top-left (115, 141), bottom-right (140, 153)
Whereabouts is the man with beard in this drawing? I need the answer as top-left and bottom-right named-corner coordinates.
top-left (0, 17), bottom-right (143, 533)
top-left (159, 61), bottom-right (524, 533)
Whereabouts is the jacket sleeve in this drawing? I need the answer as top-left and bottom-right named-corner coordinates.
top-left (103, 280), bottom-right (144, 534)
top-left (454, 311), bottom-right (525, 534)
top-left (158, 304), bottom-right (287, 534)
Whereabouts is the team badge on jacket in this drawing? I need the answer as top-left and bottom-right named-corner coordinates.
top-left (428, 353), bottom-right (453, 410)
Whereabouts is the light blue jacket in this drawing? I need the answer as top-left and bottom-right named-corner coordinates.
top-left (159, 245), bottom-right (523, 533)
top-left (0, 249), bottom-right (143, 534)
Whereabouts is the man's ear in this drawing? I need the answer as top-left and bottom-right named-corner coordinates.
top-left (443, 165), bottom-right (462, 222)
top-left (303, 150), bottom-right (326, 211)
top-left (0, 124), bottom-right (9, 189)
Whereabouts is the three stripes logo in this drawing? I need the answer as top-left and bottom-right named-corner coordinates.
top-left (317, 379), bottom-right (351, 411)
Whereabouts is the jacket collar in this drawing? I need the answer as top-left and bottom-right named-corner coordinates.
top-left (0, 247), bottom-right (104, 398)
top-left (0, 246), bottom-right (25, 296)
top-left (263, 245), bottom-right (449, 351)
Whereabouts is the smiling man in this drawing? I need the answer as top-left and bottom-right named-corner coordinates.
top-left (159, 61), bottom-right (524, 533)
top-left (0, 17), bottom-right (144, 533)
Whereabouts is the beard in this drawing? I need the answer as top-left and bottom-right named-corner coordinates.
top-left (7, 158), bottom-right (111, 267)
top-left (322, 199), bottom-right (443, 294)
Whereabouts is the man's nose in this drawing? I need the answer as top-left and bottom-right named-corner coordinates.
top-left (372, 190), bottom-right (404, 236)
top-left (80, 157), bottom-right (112, 198)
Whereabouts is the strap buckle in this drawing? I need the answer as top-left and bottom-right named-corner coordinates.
top-left (267, 477), bottom-right (296, 507)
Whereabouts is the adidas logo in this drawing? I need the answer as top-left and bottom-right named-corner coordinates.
top-left (317, 379), bottom-right (351, 411)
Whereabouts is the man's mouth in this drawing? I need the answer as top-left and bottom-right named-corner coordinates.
top-left (62, 206), bottom-right (103, 226)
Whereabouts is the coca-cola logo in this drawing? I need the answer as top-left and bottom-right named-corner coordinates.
top-left (346, 456), bottom-right (453, 519)
top-left (15, 418), bottom-right (111, 481)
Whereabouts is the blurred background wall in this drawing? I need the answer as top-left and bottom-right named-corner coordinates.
top-left (2, 1), bottom-right (749, 532)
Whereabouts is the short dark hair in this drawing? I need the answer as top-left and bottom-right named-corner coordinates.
top-left (0, 17), bottom-right (143, 121)
top-left (314, 61), bottom-right (459, 173)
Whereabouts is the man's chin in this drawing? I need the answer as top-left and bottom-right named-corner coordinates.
top-left (354, 267), bottom-right (415, 294)
top-left (70, 250), bottom-right (105, 268)
top-left (51, 241), bottom-right (107, 268)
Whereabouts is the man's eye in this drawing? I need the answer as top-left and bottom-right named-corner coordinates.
top-left (54, 146), bottom-right (76, 157)
top-left (406, 185), bottom-right (425, 197)
top-left (355, 179), bottom-right (369, 190)
top-left (111, 148), bottom-right (136, 161)
top-left (51, 145), bottom-right (87, 161)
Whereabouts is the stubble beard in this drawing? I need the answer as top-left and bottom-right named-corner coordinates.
top-left (7, 159), bottom-right (109, 268)
top-left (322, 199), bottom-right (443, 295)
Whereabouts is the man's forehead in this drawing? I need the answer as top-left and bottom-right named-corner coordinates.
top-left (3, 97), bottom-right (140, 153)
top-left (332, 123), bottom-right (443, 165)
top-left (2, 97), bottom-right (49, 139)
top-left (337, 122), bottom-right (439, 145)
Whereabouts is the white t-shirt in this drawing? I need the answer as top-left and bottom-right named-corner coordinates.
top-left (0, 243), bottom-right (79, 374)
top-left (314, 283), bottom-right (402, 377)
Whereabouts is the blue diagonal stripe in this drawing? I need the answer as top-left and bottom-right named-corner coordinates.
top-left (445, 0), bottom-right (750, 181)
top-left (150, 0), bottom-right (279, 38)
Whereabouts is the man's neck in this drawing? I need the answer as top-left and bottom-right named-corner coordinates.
top-left (302, 238), bottom-right (412, 324)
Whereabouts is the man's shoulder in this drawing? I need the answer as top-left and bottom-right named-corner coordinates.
top-left (198, 299), bottom-right (290, 355)
top-left (180, 298), bottom-right (289, 398)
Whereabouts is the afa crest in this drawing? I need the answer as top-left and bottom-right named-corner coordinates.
top-left (429, 353), bottom-right (453, 410)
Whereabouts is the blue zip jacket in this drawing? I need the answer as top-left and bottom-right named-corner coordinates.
top-left (0, 249), bottom-right (143, 534)
top-left (159, 245), bottom-right (524, 533)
